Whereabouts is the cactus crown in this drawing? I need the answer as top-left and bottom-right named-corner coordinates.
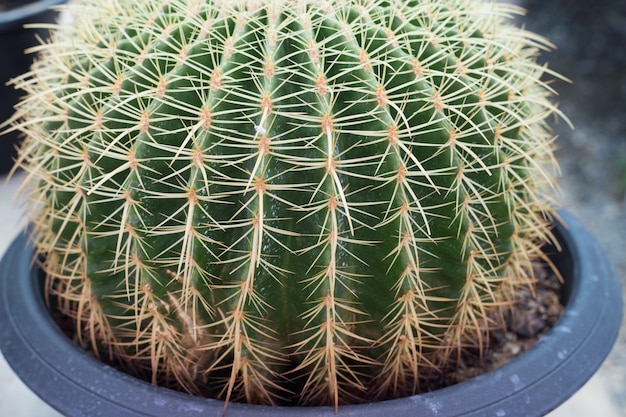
top-left (8, 0), bottom-right (563, 409)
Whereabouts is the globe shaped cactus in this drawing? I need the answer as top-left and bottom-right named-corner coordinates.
top-left (8, 0), bottom-right (563, 409)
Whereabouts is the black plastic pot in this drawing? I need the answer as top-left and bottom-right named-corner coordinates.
top-left (0, 210), bottom-right (622, 417)
top-left (0, 0), bottom-right (66, 174)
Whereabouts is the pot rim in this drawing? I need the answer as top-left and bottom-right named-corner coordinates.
top-left (0, 0), bottom-right (65, 31)
top-left (0, 209), bottom-right (622, 417)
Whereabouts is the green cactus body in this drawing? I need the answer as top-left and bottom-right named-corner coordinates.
top-left (11, 0), bottom-right (561, 408)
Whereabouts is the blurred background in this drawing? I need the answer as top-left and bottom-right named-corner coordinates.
top-left (0, 0), bottom-right (624, 415)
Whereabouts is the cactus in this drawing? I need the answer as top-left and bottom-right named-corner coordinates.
top-left (9, 0), bottom-right (563, 409)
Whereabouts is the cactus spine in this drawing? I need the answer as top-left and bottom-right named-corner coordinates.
top-left (10, 0), bottom-right (562, 408)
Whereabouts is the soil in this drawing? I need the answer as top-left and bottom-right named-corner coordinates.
top-left (425, 264), bottom-right (563, 390)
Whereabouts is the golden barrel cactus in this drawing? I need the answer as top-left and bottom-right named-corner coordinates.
top-left (8, 0), bottom-right (563, 409)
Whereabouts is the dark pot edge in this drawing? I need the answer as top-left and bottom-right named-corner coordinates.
top-left (0, 0), bottom-right (66, 30)
top-left (0, 209), bottom-right (622, 417)
top-left (0, 0), bottom-right (68, 175)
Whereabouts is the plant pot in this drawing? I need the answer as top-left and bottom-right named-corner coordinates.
top-left (0, 0), bottom-right (66, 174)
top-left (0, 209), bottom-right (622, 417)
